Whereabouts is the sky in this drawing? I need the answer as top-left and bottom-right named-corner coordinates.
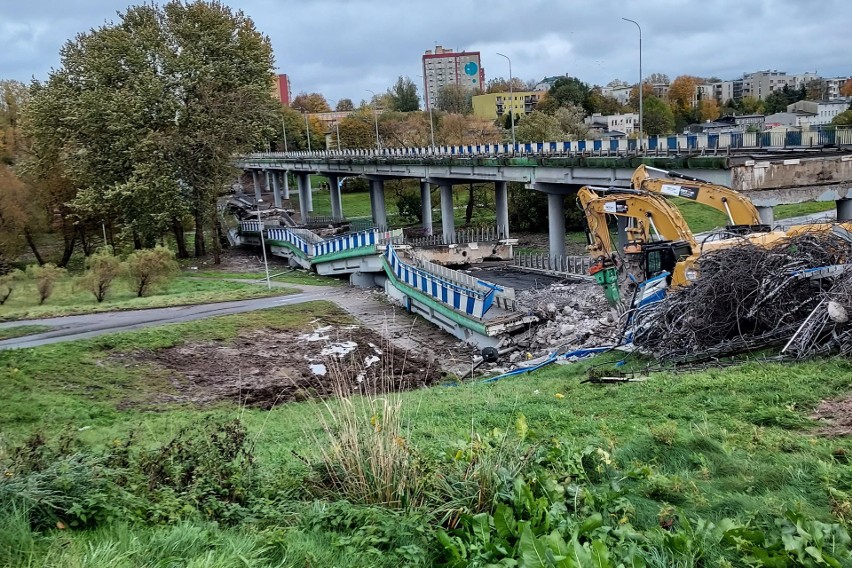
top-left (3, 0), bottom-right (852, 105)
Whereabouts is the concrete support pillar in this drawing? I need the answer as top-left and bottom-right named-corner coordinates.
top-left (757, 206), bottom-right (774, 226)
top-left (440, 182), bottom-right (455, 243)
top-left (305, 175), bottom-right (314, 212)
top-left (265, 170), bottom-right (272, 193)
top-left (547, 193), bottom-right (566, 260)
top-left (272, 171), bottom-right (282, 208)
top-left (297, 173), bottom-right (309, 221)
top-left (837, 199), bottom-right (852, 222)
top-left (282, 171), bottom-right (290, 200)
top-left (495, 180), bottom-right (509, 238)
top-left (420, 180), bottom-right (433, 235)
top-left (369, 179), bottom-right (387, 229)
top-left (328, 175), bottom-right (343, 222)
top-left (252, 171), bottom-right (261, 202)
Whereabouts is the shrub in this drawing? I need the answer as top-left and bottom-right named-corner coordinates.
top-left (25, 263), bottom-right (65, 305)
top-left (79, 248), bottom-right (121, 302)
top-left (0, 269), bottom-right (24, 305)
top-left (125, 246), bottom-right (178, 297)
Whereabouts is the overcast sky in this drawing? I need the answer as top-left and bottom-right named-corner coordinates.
top-left (3, 0), bottom-right (851, 104)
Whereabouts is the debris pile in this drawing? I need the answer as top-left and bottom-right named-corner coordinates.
top-left (632, 232), bottom-right (852, 362)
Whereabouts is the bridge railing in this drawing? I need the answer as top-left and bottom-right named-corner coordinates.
top-left (513, 253), bottom-right (594, 279)
top-left (404, 225), bottom-right (507, 247)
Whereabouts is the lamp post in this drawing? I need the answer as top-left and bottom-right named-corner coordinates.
top-left (622, 17), bottom-right (643, 150)
top-left (281, 118), bottom-right (288, 153)
top-left (418, 74), bottom-right (436, 149)
top-left (256, 199), bottom-right (271, 289)
top-left (303, 111), bottom-right (312, 152)
top-left (366, 89), bottom-right (381, 150)
top-left (496, 52), bottom-right (516, 153)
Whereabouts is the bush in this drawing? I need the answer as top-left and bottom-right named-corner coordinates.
top-left (125, 246), bottom-right (178, 297)
top-left (79, 248), bottom-right (121, 303)
top-left (25, 263), bottom-right (66, 305)
top-left (395, 190), bottom-right (422, 223)
top-left (0, 269), bottom-right (24, 305)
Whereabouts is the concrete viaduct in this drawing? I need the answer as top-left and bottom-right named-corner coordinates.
top-left (237, 148), bottom-right (852, 260)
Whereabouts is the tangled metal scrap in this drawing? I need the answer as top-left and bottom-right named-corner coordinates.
top-left (631, 231), bottom-right (852, 363)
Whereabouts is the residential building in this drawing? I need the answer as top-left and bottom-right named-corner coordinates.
top-left (471, 91), bottom-right (545, 120)
top-left (742, 70), bottom-right (792, 100)
top-left (534, 76), bottom-right (562, 92)
top-left (787, 99), bottom-right (850, 126)
top-left (764, 111), bottom-right (816, 128)
top-left (584, 112), bottom-right (639, 136)
top-left (826, 76), bottom-right (852, 99)
top-left (651, 82), bottom-right (670, 99)
top-left (717, 114), bottom-right (765, 130)
top-left (272, 73), bottom-right (291, 106)
top-left (600, 85), bottom-right (632, 105)
top-left (422, 45), bottom-right (484, 110)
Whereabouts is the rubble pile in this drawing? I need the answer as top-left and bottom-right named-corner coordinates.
top-left (633, 231), bottom-right (852, 362)
top-left (509, 282), bottom-right (620, 361)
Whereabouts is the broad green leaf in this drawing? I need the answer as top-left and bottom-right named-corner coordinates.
top-left (590, 540), bottom-right (612, 568)
top-left (578, 513), bottom-right (604, 536)
top-left (494, 503), bottom-right (517, 539)
top-left (519, 525), bottom-right (550, 568)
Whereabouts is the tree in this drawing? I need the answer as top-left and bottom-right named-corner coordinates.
top-left (27, 263), bottom-right (65, 305)
top-left (80, 248), bottom-right (121, 302)
top-left (642, 96), bottom-right (675, 135)
top-left (338, 110), bottom-right (380, 149)
top-left (126, 246), bottom-right (178, 297)
top-left (554, 104), bottom-right (588, 139)
top-left (805, 79), bottom-right (827, 101)
top-left (606, 79), bottom-right (629, 88)
top-left (24, 2), bottom-right (277, 263)
top-left (388, 76), bottom-right (419, 112)
top-left (764, 87), bottom-right (794, 114)
top-left (515, 111), bottom-right (564, 142)
top-left (739, 96), bottom-right (765, 114)
top-left (628, 83), bottom-right (654, 112)
top-left (335, 98), bottom-right (355, 112)
top-left (646, 73), bottom-right (670, 85)
top-left (291, 92), bottom-right (331, 113)
top-left (586, 89), bottom-right (626, 115)
top-left (841, 79), bottom-right (852, 98)
top-left (543, 76), bottom-right (592, 113)
top-left (832, 110), bottom-right (852, 126)
top-left (697, 98), bottom-right (721, 122)
top-left (0, 269), bottom-right (24, 304)
top-left (0, 80), bottom-right (29, 165)
top-left (486, 76), bottom-right (526, 94)
top-left (668, 75), bottom-right (702, 116)
top-left (436, 85), bottom-right (472, 114)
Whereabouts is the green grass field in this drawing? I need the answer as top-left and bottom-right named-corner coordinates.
top-left (3, 303), bottom-right (852, 566)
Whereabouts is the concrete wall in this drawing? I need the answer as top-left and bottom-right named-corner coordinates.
top-left (732, 154), bottom-right (852, 205)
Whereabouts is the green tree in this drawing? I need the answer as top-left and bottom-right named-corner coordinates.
top-left (764, 86), bottom-right (794, 114)
top-left (515, 111), bottom-right (564, 142)
top-left (126, 246), bottom-right (179, 297)
top-left (554, 104), bottom-right (588, 139)
top-left (586, 90), bottom-right (626, 115)
top-left (642, 96), bottom-right (675, 135)
top-left (485, 76), bottom-right (526, 94)
top-left (335, 98), bottom-right (355, 112)
top-left (79, 248), bottom-right (121, 302)
top-left (0, 269), bottom-right (24, 304)
top-left (739, 96), bottom-right (765, 114)
top-left (832, 110), bottom-right (852, 126)
top-left (543, 76), bottom-right (592, 113)
top-left (26, 263), bottom-right (65, 305)
top-left (338, 110), bottom-right (380, 149)
top-left (0, 79), bottom-right (30, 165)
top-left (24, 1), bottom-right (277, 262)
top-left (388, 76), bottom-right (419, 112)
top-left (291, 92), bottom-right (331, 113)
top-left (436, 85), bottom-right (472, 114)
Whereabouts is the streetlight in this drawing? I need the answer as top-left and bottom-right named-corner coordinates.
top-left (256, 199), bottom-right (271, 289)
top-left (418, 74), bottom-right (436, 149)
top-left (281, 118), bottom-right (288, 153)
top-left (622, 17), bottom-right (643, 150)
top-left (496, 52), bottom-right (516, 153)
top-left (365, 89), bottom-right (381, 150)
top-left (303, 111), bottom-right (312, 152)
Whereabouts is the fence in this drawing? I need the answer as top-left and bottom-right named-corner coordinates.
top-left (405, 225), bottom-right (507, 247)
top-left (261, 227), bottom-right (402, 260)
top-left (513, 253), bottom-right (594, 279)
top-left (410, 251), bottom-right (517, 311)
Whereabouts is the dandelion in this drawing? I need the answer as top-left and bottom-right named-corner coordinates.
top-left (554, 393), bottom-right (565, 399)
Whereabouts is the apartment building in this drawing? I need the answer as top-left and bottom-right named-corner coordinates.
top-left (422, 45), bottom-right (484, 110)
top-left (273, 73), bottom-right (291, 106)
top-left (471, 91), bottom-right (545, 120)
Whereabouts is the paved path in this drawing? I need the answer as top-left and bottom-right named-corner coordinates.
top-left (0, 286), bottom-right (337, 350)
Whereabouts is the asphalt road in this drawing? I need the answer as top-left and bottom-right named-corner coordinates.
top-left (0, 289), bottom-right (335, 350)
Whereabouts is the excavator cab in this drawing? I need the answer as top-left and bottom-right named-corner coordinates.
top-left (642, 240), bottom-right (693, 283)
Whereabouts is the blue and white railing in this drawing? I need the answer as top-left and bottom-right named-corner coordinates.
top-left (244, 225), bottom-right (402, 260)
top-left (384, 245), bottom-right (501, 318)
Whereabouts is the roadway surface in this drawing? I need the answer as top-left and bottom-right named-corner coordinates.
top-left (0, 287), bottom-right (337, 350)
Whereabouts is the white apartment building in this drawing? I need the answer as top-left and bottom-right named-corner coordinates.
top-left (584, 112), bottom-right (640, 135)
top-left (787, 99), bottom-right (850, 126)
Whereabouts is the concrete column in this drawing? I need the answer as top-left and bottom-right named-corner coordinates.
top-left (265, 170), bottom-right (272, 194)
top-left (547, 193), bottom-right (566, 260)
top-left (370, 179), bottom-right (387, 229)
top-left (440, 182), bottom-right (455, 243)
top-left (252, 171), bottom-right (261, 202)
top-left (420, 180), bottom-right (433, 235)
top-left (272, 171), bottom-right (282, 208)
top-left (305, 175), bottom-right (314, 212)
top-left (757, 206), bottom-right (774, 226)
top-left (282, 171), bottom-right (290, 200)
top-left (297, 173), bottom-right (309, 221)
top-left (837, 199), bottom-right (852, 222)
top-left (328, 175), bottom-right (343, 222)
top-left (495, 180), bottom-right (509, 238)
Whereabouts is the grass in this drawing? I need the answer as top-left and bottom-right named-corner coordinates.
top-left (0, 325), bottom-right (51, 340)
top-left (188, 269), bottom-right (344, 286)
top-left (4, 303), bottom-right (852, 565)
top-left (0, 276), bottom-right (290, 322)
top-left (775, 201), bottom-right (836, 220)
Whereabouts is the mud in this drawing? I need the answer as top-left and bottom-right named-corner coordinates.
top-left (117, 325), bottom-right (444, 409)
top-left (811, 396), bottom-right (852, 438)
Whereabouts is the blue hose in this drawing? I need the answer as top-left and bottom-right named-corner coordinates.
top-left (480, 346), bottom-right (613, 384)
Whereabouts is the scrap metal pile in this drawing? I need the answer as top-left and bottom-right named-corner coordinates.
top-left (631, 231), bottom-right (852, 362)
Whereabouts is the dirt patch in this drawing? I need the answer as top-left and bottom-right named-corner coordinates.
top-left (117, 325), bottom-right (444, 409)
top-left (811, 396), bottom-right (852, 437)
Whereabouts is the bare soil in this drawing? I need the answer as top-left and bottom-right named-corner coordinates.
top-left (118, 324), bottom-right (445, 409)
top-left (811, 396), bottom-right (852, 437)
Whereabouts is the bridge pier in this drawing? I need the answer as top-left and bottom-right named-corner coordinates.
top-left (420, 180), bottom-right (433, 235)
top-left (305, 174), bottom-right (313, 212)
top-left (495, 180), bottom-right (509, 237)
top-left (296, 173), bottom-right (310, 221)
top-left (547, 193), bottom-right (566, 260)
top-left (757, 206), bottom-right (774, 226)
top-left (328, 175), bottom-right (343, 222)
top-left (265, 171), bottom-right (273, 197)
top-left (440, 182), bottom-right (455, 243)
top-left (282, 171), bottom-right (290, 200)
top-left (272, 171), bottom-right (282, 208)
top-left (838, 199), bottom-right (852, 222)
top-left (369, 179), bottom-right (388, 229)
top-left (251, 171), bottom-right (261, 202)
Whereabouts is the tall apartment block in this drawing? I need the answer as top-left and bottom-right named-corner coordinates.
top-left (273, 73), bottom-right (291, 106)
top-left (422, 45), bottom-right (484, 110)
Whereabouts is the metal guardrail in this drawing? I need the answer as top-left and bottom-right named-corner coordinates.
top-left (405, 225), bottom-right (507, 247)
top-left (410, 250), bottom-right (516, 312)
top-left (512, 253), bottom-right (594, 279)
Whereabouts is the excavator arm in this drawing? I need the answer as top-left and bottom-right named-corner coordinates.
top-left (632, 164), bottom-right (763, 227)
